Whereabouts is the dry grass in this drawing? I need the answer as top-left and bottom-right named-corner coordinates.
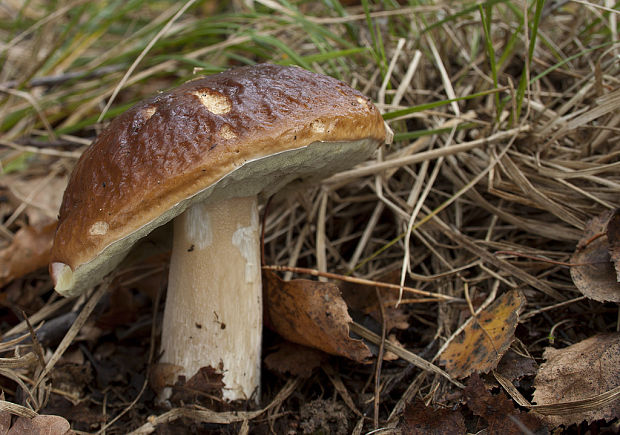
top-left (0, 0), bottom-right (619, 433)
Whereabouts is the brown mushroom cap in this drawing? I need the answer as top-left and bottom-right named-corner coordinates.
top-left (51, 64), bottom-right (387, 296)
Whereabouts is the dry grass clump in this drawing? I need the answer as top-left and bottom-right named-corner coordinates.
top-left (0, 0), bottom-right (618, 433)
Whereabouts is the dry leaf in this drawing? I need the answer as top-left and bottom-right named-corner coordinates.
top-left (264, 342), bottom-right (327, 378)
top-left (606, 208), bottom-right (620, 281)
top-left (8, 414), bottom-right (72, 435)
top-left (400, 400), bottom-right (466, 434)
top-left (0, 222), bottom-right (56, 287)
top-left (570, 210), bottom-right (620, 302)
top-left (263, 271), bottom-right (371, 362)
top-left (496, 349), bottom-right (538, 382)
top-left (170, 366), bottom-right (225, 404)
top-left (440, 290), bottom-right (526, 379)
top-left (3, 175), bottom-right (67, 226)
top-left (532, 333), bottom-right (620, 428)
top-left (465, 374), bottom-right (545, 434)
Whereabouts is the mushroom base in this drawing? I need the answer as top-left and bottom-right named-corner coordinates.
top-left (160, 196), bottom-right (262, 402)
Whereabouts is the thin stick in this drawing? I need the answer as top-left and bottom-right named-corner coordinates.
top-left (521, 296), bottom-right (587, 320)
top-left (495, 250), bottom-right (596, 267)
top-left (262, 265), bottom-right (462, 302)
top-left (128, 378), bottom-right (301, 434)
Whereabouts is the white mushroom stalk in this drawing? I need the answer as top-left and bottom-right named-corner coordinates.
top-left (161, 196), bottom-right (262, 401)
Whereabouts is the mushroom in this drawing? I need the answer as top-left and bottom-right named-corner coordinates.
top-left (49, 64), bottom-right (388, 402)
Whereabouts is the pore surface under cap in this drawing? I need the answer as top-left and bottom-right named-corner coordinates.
top-left (51, 64), bottom-right (386, 296)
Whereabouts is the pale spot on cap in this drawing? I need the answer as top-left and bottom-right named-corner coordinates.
top-left (192, 89), bottom-right (232, 114)
top-left (142, 106), bottom-right (157, 120)
top-left (219, 124), bottom-right (237, 139)
top-left (356, 97), bottom-right (368, 108)
top-left (311, 120), bottom-right (326, 133)
top-left (89, 221), bottom-right (109, 236)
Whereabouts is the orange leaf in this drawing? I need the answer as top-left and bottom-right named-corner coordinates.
top-left (440, 290), bottom-right (526, 378)
top-left (0, 222), bottom-right (56, 287)
top-left (263, 270), bottom-right (371, 362)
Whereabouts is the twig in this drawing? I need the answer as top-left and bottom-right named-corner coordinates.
top-left (262, 265), bottom-right (462, 302)
top-left (129, 378), bottom-right (301, 434)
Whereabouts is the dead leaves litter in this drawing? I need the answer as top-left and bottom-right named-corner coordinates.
top-left (532, 333), bottom-right (620, 427)
top-left (440, 290), bottom-right (526, 379)
top-left (399, 375), bottom-right (546, 435)
top-left (464, 374), bottom-right (546, 434)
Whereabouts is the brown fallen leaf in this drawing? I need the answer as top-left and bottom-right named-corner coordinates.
top-left (0, 221), bottom-right (56, 288)
top-left (170, 366), bottom-right (225, 404)
top-left (496, 349), bottom-right (538, 383)
top-left (465, 374), bottom-right (545, 434)
top-left (532, 333), bottom-right (620, 428)
top-left (606, 208), bottom-right (620, 281)
top-left (263, 270), bottom-right (371, 362)
top-left (570, 210), bottom-right (620, 302)
top-left (264, 342), bottom-right (327, 378)
top-left (8, 414), bottom-right (72, 435)
top-left (399, 400), bottom-right (466, 434)
top-left (2, 174), bottom-right (67, 226)
top-left (440, 290), bottom-right (526, 379)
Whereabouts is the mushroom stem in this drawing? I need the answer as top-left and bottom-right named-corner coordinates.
top-left (161, 196), bottom-right (262, 402)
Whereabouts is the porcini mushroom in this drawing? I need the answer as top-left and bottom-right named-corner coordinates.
top-left (49, 64), bottom-right (388, 401)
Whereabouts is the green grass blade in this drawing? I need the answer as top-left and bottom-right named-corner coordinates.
top-left (479, 4), bottom-right (500, 121)
top-left (515, 0), bottom-right (545, 121)
top-left (393, 122), bottom-right (476, 142)
top-left (383, 87), bottom-right (507, 120)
